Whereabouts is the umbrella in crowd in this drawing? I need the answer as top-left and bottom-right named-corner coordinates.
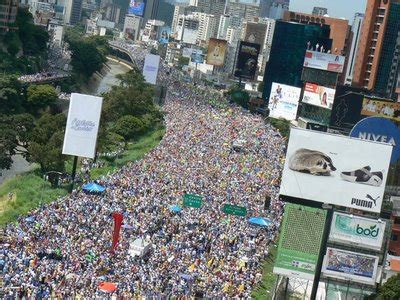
top-left (169, 204), bottom-right (182, 213)
top-left (98, 282), bottom-right (117, 293)
top-left (248, 217), bottom-right (272, 227)
top-left (82, 182), bottom-right (106, 193)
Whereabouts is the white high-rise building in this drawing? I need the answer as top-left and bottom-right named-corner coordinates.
top-left (260, 18), bottom-right (275, 72)
top-left (345, 13), bottom-right (365, 85)
top-left (217, 14), bottom-right (241, 39)
top-left (176, 14), bottom-right (200, 44)
top-left (269, 0), bottom-right (289, 20)
top-left (172, 5), bottom-right (186, 34)
top-left (228, 0), bottom-right (259, 22)
top-left (194, 12), bottom-right (217, 41)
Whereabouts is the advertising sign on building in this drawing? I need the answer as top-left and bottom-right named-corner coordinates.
top-left (302, 82), bottom-right (336, 109)
top-left (128, 0), bottom-right (146, 16)
top-left (143, 54), bottom-right (160, 85)
top-left (62, 93), bottom-right (103, 159)
top-left (206, 38), bottom-right (227, 66)
top-left (274, 203), bottom-right (327, 280)
top-left (159, 26), bottom-right (171, 44)
top-left (329, 212), bottom-right (386, 250)
top-left (361, 97), bottom-right (400, 122)
top-left (350, 117), bottom-right (400, 164)
top-left (280, 128), bottom-right (393, 213)
top-left (243, 23), bottom-right (267, 51)
top-left (303, 51), bottom-right (345, 73)
top-left (234, 41), bottom-right (260, 80)
top-left (322, 248), bottom-right (379, 285)
top-left (268, 83), bottom-right (301, 121)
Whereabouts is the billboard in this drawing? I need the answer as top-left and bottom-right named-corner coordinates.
top-left (274, 203), bottom-right (327, 280)
top-left (268, 83), bottom-right (301, 120)
top-left (361, 98), bottom-right (400, 122)
top-left (280, 128), bottom-right (393, 213)
top-left (234, 41), bottom-right (260, 80)
top-left (302, 82), bottom-right (336, 109)
top-left (329, 85), bottom-right (365, 130)
top-left (128, 0), bottom-right (146, 16)
top-left (159, 26), bottom-right (171, 44)
top-left (62, 93), bottom-right (103, 159)
top-left (304, 50), bottom-right (345, 73)
top-left (143, 54), bottom-right (160, 85)
top-left (322, 248), bottom-right (379, 285)
top-left (350, 117), bottom-right (400, 164)
top-left (243, 23), bottom-right (267, 51)
top-left (329, 212), bottom-right (386, 251)
top-left (206, 38), bottom-right (227, 66)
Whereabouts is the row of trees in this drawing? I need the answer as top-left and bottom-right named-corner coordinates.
top-left (0, 68), bottom-right (162, 174)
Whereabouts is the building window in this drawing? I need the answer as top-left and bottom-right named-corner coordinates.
top-left (392, 234), bottom-right (398, 241)
top-left (395, 217), bottom-right (400, 224)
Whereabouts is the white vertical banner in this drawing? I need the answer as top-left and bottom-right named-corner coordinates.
top-left (62, 93), bottom-right (103, 159)
top-left (143, 54), bottom-right (160, 85)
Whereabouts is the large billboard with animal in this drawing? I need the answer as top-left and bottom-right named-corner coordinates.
top-left (234, 41), bottom-right (260, 80)
top-left (322, 248), bottom-right (379, 285)
top-left (206, 38), bottom-right (227, 66)
top-left (279, 128), bottom-right (393, 213)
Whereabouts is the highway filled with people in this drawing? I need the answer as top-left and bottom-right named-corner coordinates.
top-left (1, 45), bottom-right (286, 298)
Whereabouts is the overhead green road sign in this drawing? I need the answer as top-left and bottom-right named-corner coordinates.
top-left (183, 193), bottom-right (202, 208)
top-left (222, 204), bottom-right (247, 217)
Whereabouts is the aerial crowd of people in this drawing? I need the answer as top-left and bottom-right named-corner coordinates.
top-left (1, 43), bottom-right (287, 298)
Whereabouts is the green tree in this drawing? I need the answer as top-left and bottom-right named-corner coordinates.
top-left (0, 113), bottom-right (35, 170)
top-left (0, 74), bottom-right (25, 114)
top-left (375, 274), bottom-right (400, 299)
top-left (5, 31), bottom-right (22, 57)
top-left (114, 115), bottom-right (145, 139)
top-left (27, 113), bottom-right (67, 173)
top-left (178, 56), bottom-right (190, 68)
top-left (27, 84), bottom-right (58, 110)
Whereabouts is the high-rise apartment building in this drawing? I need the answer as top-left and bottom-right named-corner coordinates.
top-left (65, 0), bottom-right (83, 25)
top-left (217, 14), bottom-right (241, 39)
top-left (194, 12), bottom-right (218, 41)
top-left (172, 5), bottom-right (186, 33)
top-left (259, 0), bottom-right (273, 18)
top-left (344, 13), bottom-right (365, 85)
top-left (353, 0), bottom-right (400, 99)
top-left (228, 0), bottom-right (259, 22)
top-left (143, 0), bottom-right (160, 26)
top-left (312, 6), bottom-right (328, 16)
top-left (0, 0), bottom-right (18, 30)
top-left (262, 20), bottom-right (332, 101)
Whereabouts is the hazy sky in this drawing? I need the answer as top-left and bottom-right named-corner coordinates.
top-left (289, 0), bottom-right (368, 23)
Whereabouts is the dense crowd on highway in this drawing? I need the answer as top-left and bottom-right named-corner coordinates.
top-left (1, 42), bottom-right (286, 298)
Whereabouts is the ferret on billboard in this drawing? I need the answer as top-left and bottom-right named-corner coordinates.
top-left (206, 38), bottom-right (227, 66)
top-left (280, 128), bottom-right (393, 213)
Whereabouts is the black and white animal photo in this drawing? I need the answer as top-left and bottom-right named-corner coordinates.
top-left (289, 148), bottom-right (337, 176)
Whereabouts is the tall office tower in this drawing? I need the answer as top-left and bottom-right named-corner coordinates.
top-left (262, 20), bottom-right (332, 101)
top-left (143, 0), bottom-right (160, 26)
top-left (260, 0), bottom-right (273, 18)
top-left (344, 13), bottom-right (365, 85)
top-left (312, 6), bottom-right (328, 16)
top-left (65, 0), bottom-right (83, 25)
top-left (353, 0), bottom-right (400, 99)
top-left (269, 0), bottom-right (289, 20)
top-left (283, 11), bottom-right (350, 56)
top-left (0, 0), bottom-right (18, 30)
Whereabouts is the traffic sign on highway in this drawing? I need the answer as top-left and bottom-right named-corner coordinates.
top-left (222, 204), bottom-right (247, 217)
top-left (183, 193), bottom-right (202, 208)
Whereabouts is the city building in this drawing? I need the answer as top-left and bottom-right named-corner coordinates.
top-left (262, 20), bottom-right (332, 102)
top-left (269, 0), bottom-right (289, 20)
top-left (165, 42), bottom-right (182, 65)
top-left (65, 0), bottom-right (83, 25)
top-left (143, 0), bottom-right (160, 26)
top-left (227, 0), bottom-right (259, 22)
top-left (124, 14), bottom-right (142, 41)
top-left (217, 14), bottom-right (241, 39)
top-left (48, 19), bottom-right (64, 46)
top-left (283, 11), bottom-right (350, 56)
top-left (142, 19), bottom-right (165, 42)
top-left (104, 4), bottom-right (120, 24)
top-left (312, 6), bottom-right (328, 16)
top-left (0, 0), bottom-right (18, 30)
top-left (259, 18), bottom-right (276, 72)
top-left (344, 13), bottom-right (365, 85)
top-left (352, 0), bottom-right (400, 100)
top-left (389, 197), bottom-right (400, 256)
top-left (175, 14), bottom-right (200, 44)
top-left (172, 5), bottom-right (186, 33)
top-left (195, 12), bottom-right (218, 41)
top-left (259, 0), bottom-right (273, 18)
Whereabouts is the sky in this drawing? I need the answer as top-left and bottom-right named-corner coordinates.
top-left (289, 0), bottom-right (368, 23)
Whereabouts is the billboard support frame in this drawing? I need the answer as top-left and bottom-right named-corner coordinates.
top-left (69, 155), bottom-right (78, 193)
top-left (311, 205), bottom-right (333, 300)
